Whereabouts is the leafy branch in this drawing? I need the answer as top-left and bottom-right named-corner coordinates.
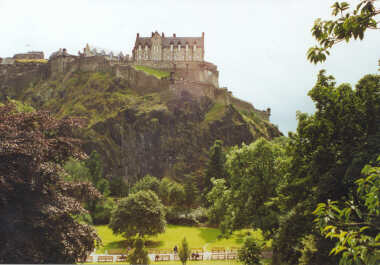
top-left (307, 0), bottom-right (379, 64)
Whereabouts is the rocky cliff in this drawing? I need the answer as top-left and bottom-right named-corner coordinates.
top-left (0, 62), bottom-right (282, 181)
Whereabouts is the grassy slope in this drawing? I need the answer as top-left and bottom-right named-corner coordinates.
top-left (133, 65), bottom-right (170, 79)
top-left (95, 225), bottom-right (267, 253)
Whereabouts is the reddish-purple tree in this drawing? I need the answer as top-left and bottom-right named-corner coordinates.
top-left (0, 103), bottom-right (100, 263)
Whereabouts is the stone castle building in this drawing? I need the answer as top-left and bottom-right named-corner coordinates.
top-left (133, 31), bottom-right (204, 62)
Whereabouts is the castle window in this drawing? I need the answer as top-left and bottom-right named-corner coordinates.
top-left (178, 44), bottom-right (181, 51)
top-left (139, 45), bottom-right (142, 51)
top-left (186, 44), bottom-right (189, 51)
top-left (193, 44), bottom-right (197, 51)
top-left (170, 44), bottom-right (173, 52)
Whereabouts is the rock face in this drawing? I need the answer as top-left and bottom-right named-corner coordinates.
top-left (0, 62), bottom-right (282, 181)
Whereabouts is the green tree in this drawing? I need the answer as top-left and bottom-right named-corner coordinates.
top-left (128, 238), bottom-right (149, 265)
top-left (64, 157), bottom-right (91, 182)
top-left (238, 236), bottom-right (263, 265)
top-left (272, 72), bottom-right (379, 265)
top-left (222, 138), bottom-right (288, 234)
top-left (131, 174), bottom-right (160, 195)
top-left (85, 151), bottom-right (103, 185)
top-left (204, 140), bottom-right (227, 197)
top-left (313, 158), bottom-right (380, 265)
top-left (178, 237), bottom-right (191, 265)
top-left (0, 104), bottom-right (100, 263)
top-left (183, 174), bottom-right (199, 208)
top-left (109, 174), bottom-right (129, 197)
top-left (307, 0), bottom-right (379, 64)
top-left (92, 197), bottom-right (115, 225)
top-left (158, 177), bottom-right (173, 205)
top-left (169, 182), bottom-right (186, 207)
top-left (109, 190), bottom-right (166, 238)
top-left (206, 178), bottom-right (230, 225)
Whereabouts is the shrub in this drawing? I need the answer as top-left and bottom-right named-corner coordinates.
top-left (238, 236), bottom-right (263, 265)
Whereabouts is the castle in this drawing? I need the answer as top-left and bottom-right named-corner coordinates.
top-left (0, 31), bottom-right (271, 121)
top-left (133, 31), bottom-right (204, 62)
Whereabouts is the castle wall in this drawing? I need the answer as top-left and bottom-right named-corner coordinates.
top-left (169, 80), bottom-right (216, 99)
top-left (115, 65), bottom-right (170, 93)
top-left (0, 62), bottom-right (48, 101)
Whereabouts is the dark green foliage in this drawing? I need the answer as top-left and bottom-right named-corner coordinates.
top-left (183, 174), bottom-right (199, 208)
top-left (238, 236), bottom-right (263, 265)
top-left (307, 0), bottom-right (379, 63)
top-left (85, 151), bottom-right (103, 184)
top-left (128, 238), bottom-right (149, 265)
top-left (92, 197), bottom-right (115, 225)
top-left (313, 158), bottom-right (380, 265)
top-left (272, 72), bottom-right (379, 265)
top-left (109, 190), bottom-right (166, 238)
top-left (169, 182), bottom-right (186, 207)
top-left (204, 140), bottom-right (227, 198)
top-left (178, 237), bottom-right (191, 265)
top-left (109, 175), bottom-right (129, 197)
top-left (131, 174), bottom-right (160, 195)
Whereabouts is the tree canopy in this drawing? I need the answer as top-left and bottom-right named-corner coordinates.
top-left (0, 103), bottom-right (100, 263)
top-left (109, 190), bottom-right (166, 238)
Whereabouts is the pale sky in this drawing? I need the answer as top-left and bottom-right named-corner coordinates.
top-left (0, 0), bottom-right (379, 134)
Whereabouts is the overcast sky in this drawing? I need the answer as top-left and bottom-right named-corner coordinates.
top-left (0, 0), bottom-right (379, 134)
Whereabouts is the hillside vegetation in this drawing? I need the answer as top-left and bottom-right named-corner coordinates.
top-left (1, 68), bottom-right (281, 181)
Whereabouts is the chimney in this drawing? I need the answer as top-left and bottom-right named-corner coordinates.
top-left (173, 33), bottom-right (176, 37)
top-left (136, 33), bottom-right (140, 39)
top-left (202, 32), bottom-right (205, 38)
top-left (162, 32), bottom-right (164, 37)
top-left (152, 32), bottom-right (154, 37)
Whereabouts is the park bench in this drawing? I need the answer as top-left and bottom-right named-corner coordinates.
top-left (97, 255), bottom-right (114, 262)
top-left (227, 247), bottom-right (239, 260)
top-left (85, 256), bottom-right (93, 263)
top-left (211, 247), bottom-right (226, 260)
top-left (115, 255), bottom-right (128, 262)
top-left (190, 248), bottom-right (204, 261)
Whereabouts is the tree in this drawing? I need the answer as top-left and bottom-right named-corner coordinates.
top-left (109, 190), bottom-right (166, 238)
top-left (307, 0), bottom-right (379, 64)
top-left (178, 237), bottom-right (191, 265)
top-left (128, 238), bottom-right (149, 265)
top-left (238, 236), bottom-right (263, 265)
top-left (313, 158), bottom-right (380, 265)
top-left (131, 174), bottom-right (160, 195)
top-left (158, 177), bottom-right (173, 205)
top-left (221, 138), bottom-right (288, 234)
top-left (204, 140), bottom-right (227, 197)
top-left (109, 174), bottom-right (129, 197)
top-left (206, 178), bottom-right (230, 225)
top-left (183, 174), bottom-right (199, 208)
top-left (169, 181), bottom-right (186, 207)
top-left (271, 72), bottom-right (379, 265)
top-left (0, 103), bottom-right (101, 263)
top-left (85, 150), bottom-right (103, 184)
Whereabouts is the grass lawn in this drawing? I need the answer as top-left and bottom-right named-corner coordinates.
top-left (133, 65), bottom-right (170, 79)
top-left (84, 259), bottom-right (271, 265)
top-left (94, 225), bottom-right (267, 254)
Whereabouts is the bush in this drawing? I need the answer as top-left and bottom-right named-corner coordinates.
top-left (92, 197), bottom-right (115, 225)
top-left (238, 236), bottom-right (263, 265)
